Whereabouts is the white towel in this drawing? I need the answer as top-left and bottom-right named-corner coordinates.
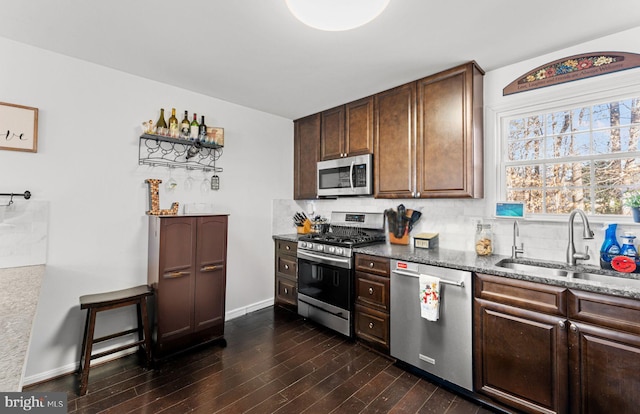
top-left (419, 274), bottom-right (441, 321)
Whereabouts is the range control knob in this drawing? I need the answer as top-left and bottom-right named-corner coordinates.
top-left (328, 246), bottom-right (335, 254)
top-left (335, 247), bottom-right (344, 255)
top-left (316, 245), bottom-right (324, 252)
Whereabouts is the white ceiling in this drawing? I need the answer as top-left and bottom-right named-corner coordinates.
top-left (1, 0), bottom-right (639, 120)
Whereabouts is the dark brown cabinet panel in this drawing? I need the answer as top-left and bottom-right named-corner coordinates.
top-left (346, 97), bottom-right (374, 157)
top-left (475, 273), bottom-right (640, 414)
top-left (274, 239), bottom-right (298, 311)
top-left (474, 273), bottom-right (568, 414)
top-left (354, 254), bottom-right (390, 354)
top-left (320, 97), bottom-right (374, 161)
top-left (294, 114), bottom-right (320, 200)
top-left (194, 216), bottom-right (227, 333)
top-left (475, 298), bottom-right (568, 414)
top-left (567, 290), bottom-right (640, 413)
top-left (417, 62), bottom-right (484, 198)
top-left (148, 215), bottom-right (228, 357)
top-left (374, 82), bottom-right (416, 198)
top-left (320, 105), bottom-right (345, 160)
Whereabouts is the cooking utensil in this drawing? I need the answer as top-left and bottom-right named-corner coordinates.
top-left (408, 209), bottom-right (422, 232)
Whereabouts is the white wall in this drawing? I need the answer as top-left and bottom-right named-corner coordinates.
top-left (0, 37), bottom-right (293, 383)
top-left (273, 25), bottom-right (640, 266)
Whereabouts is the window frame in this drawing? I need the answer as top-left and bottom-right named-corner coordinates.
top-left (491, 69), bottom-right (640, 223)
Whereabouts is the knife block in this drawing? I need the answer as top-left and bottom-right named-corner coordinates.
top-left (389, 225), bottom-right (409, 245)
top-left (297, 219), bottom-right (312, 234)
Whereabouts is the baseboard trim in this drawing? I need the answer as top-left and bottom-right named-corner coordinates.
top-left (22, 298), bottom-right (275, 387)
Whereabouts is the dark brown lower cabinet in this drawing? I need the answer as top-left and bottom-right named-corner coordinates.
top-left (475, 273), bottom-right (640, 414)
top-left (274, 239), bottom-right (298, 310)
top-left (148, 215), bottom-right (228, 358)
top-left (568, 290), bottom-right (640, 414)
top-left (354, 254), bottom-right (390, 354)
top-left (474, 273), bottom-right (568, 414)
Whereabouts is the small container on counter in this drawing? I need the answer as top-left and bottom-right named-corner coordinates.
top-left (475, 223), bottom-right (493, 256)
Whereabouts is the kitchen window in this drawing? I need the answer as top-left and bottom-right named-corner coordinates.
top-left (499, 92), bottom-right (640, 217)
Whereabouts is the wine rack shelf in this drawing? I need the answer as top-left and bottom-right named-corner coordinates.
top-left (138, 134), bottom-right (223, 172)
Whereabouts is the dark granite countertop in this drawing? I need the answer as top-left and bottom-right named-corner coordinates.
top-left (273, 234), bottom-right (640, 300)
top-left (272, 233), bottom-right (301, 243)
top-left (355, 243), bottom-right (640, 300)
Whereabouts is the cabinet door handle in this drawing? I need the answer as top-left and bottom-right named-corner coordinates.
top-left (163, 271), bottom-right (189, 279)
top-left (416, 192), bottom-right (421, 198)
top-left (558, 320), bottom-right (566, 329)
top-left (368, 322), bottom-right (374, 329)
top-left (569, 323), bottom-right (578, 333)
top-left (369, 262), bottom-right (374, 268)
top-left (284, 288), bottom-right (289, 294)
top-left (284, 264), bottom-right (289, 270)
top-left (285, 245), bottom-right (290, 250)
top-left (368, 287), bottom-right (374, 295)
top-left (201, 265), bottom-right (221, 272)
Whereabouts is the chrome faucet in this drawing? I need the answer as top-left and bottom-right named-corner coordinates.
top-left (512, 220), bottom-right (524, 259)
top-left (566, 208), bottom-right (594, 266)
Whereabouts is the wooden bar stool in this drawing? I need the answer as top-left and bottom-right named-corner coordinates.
top-left (77, 285), bottom-right (153, 396)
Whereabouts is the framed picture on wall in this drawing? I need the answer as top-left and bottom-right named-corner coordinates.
top-left (0, 101), bottom-right (39, 153)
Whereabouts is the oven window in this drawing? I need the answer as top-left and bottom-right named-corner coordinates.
top-left (298, 259), bottom-right (352, 311)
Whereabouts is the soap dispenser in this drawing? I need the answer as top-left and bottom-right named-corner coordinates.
top-left (600, 223), bottom-right (620, 270)
top-left (620, 232), bottom-right (638, 258)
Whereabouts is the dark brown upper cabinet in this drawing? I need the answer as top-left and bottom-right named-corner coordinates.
top-left (294, 113), bottom-right (320, 200)
top-left (320, 97), bottom-right (374, 161)
top-left (375, 61), bottom-right (484, 199)
top-left (417, 61), bottom-right (484, 198)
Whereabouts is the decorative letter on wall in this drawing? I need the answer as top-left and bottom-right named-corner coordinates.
top-left (145, 179), bottom-right (179, 215)
top-left (503, 52), bottom-right (640, 96)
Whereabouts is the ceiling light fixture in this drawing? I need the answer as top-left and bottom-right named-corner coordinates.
top-left (285, 0), bottom-right (391, 32)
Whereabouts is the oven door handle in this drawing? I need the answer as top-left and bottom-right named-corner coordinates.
top-left (298, 250), bottom-right (352, 268)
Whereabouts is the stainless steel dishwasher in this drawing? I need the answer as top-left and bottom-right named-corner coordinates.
top-left (390, 259), bottom-right (473, 391)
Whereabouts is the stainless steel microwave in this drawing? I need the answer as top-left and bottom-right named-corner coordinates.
top-left (317, 154), bottom-right (373, 197)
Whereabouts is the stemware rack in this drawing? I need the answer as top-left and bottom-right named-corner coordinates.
top-left (138, 133), bottom-right (223, 172)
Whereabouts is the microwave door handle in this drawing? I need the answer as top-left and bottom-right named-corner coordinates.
top-left (349, 161), bottom-right (355, 190)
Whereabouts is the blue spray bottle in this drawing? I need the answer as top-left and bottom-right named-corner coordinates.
top-left (600, 223), bottom-right (620, 270)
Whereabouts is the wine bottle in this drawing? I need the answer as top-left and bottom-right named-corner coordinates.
top-left (168, 108), bottom-right (179, 138)
top-left (199, 115), bottom-right (207, 142)
top-left (180, 110), bottom-right (190, 139)
top-left (190, 113), bottom-right (199, 140)
top-left (156, 108), bottom-right (167, 133)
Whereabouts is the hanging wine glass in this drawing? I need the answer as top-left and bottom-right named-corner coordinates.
top-left (200, 171), bottom-right (210, 193)
top-left (184, 168), bottom-right (194, 191)
top-left (165, 167), bottom-right (177, 191)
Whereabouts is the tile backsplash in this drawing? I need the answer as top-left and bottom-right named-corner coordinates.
top-left (273, 198), bottom-right (640, 267)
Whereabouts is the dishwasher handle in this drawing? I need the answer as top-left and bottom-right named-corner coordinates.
top-left (392, 269), bottom-right (465, 288)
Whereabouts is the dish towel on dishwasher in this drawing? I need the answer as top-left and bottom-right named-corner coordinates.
top-left (419, 274), bottom-right (441, 321)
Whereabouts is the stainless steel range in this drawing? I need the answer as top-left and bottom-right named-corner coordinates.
top-left (297, 211), bottom-right (385, 337)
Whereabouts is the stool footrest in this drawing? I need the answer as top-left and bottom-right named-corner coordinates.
top-left (93, 328), bottom-right (140, 344)
top-left (90, 339), bottom-right (147, 361)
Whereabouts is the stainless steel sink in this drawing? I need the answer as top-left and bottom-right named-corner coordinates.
top-left (569, 271), bottom-right (640, 287)
top-left (495, 258), bottom-right (640, 288)
top-left (495, 259), bottom-right (570, 277)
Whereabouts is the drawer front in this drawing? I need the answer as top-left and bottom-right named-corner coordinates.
top-left (277, 239), bottom-right (297, 256)
top-left (276, 276), bottom-right (297, 306)
top-left (277, 255), bottom-right (297, 279)
top-left (475, 273), bottom-right (567, 316)
top-left (569, 289), bottom-right (640, 335)
top-left (355, 271), bottom-right (390, 311)
top-left (355, 304), bottom-right (390, 351)
top-left (355, 254), bottom-right (390, 277)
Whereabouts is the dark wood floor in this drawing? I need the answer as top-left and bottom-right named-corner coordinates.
top-left (25, 306), bottom-right (498, 414)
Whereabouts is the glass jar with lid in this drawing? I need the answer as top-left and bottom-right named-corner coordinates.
top-left (475, 223), bottom-right (493, 256)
